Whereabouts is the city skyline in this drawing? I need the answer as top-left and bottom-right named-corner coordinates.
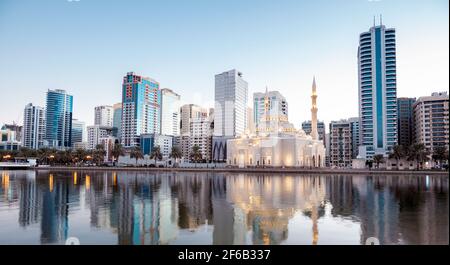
top-left (0, 0), bottom-right (448, 131)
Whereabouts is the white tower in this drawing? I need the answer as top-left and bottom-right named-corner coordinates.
top-left (311, 77), bottom-right (319, 140)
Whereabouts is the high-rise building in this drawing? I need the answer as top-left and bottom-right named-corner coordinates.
top-left (71, 119), bottom-right (85, 147)
top-left (246, 107), bottom-right (255, 134)
top-left (140, 133), bottom-right (173, 158)
top-left (180, 104), bottom-right (208, 135)
top-left (1, 124), bottom-right (22, 145)
top-left (22, 103), bottom-right (45, 149)
top-left (413, 92), bottom-right (449, 153)
top-left (329, 120), bottom-right (353, 168)
top-left (0, 126), bottom-right (21, 151)
top-left (112, 103), bottom-right (122, 139)
top-left (302, 120), bottom-right (325, 144)
top-left (45, 89), bottom-right (73, 148)
top-left (214, 69), bottom-right (248, 137)
top-left (253, 90), bottom-right (288, 127)
top-left (94, 105), bottom-right (113, 127)
top-left (348, 117), bottom-right (360, 159)
top-left (160, 88), bottom-right (181, 136)
top-left (87, 125), bottom-right (113, 150)
top-left (358, 22), bottom-right (398, 159)
top-left (397, 97), bottom-right (416, 147)
top-left (121, 72), bottom-right (161, 147)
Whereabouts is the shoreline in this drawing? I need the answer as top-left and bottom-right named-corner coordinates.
top-left (20, 166), bottom-right (450, 176)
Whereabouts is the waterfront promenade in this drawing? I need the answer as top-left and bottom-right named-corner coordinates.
top-left (31, 166), bottom-right (449, 176)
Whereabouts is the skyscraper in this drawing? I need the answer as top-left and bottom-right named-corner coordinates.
top-left (180, 104), bottom-right (208, 135)
top-left (213, 69), bottom-right (248, 137)
top-left (329, 120), bottom-right (353, 168)
top-left (160, 88), bottom-right (181, 136)
top-left (253, 89), bottom-right (288, 127)
top-left (397, 97), bottom-right (416, 147)
top-left (45, 89), bottom-right (73, 148)
top-left (94, 105), bottom-right (113, 127)
top-left (22, 103), bottom-right (45, 149)
top-left (212, 69), bottom-right (248, 161)
top-left (358, 22), bottom-right (398, 159)
top-left (121, 72), bottom-right (161, 147)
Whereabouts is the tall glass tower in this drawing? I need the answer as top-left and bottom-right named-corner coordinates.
top-left (121, 72), bottom-right (161, 147)
top-left (45, 89), bottom-right (73, 148)
top-left (358, 22), bottom-right (398, 159)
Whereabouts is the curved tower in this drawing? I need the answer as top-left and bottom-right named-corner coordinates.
top-left (311, 77), bottom-right (319, 140)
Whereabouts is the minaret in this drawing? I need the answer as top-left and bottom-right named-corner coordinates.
top-left (311, 76), bottom-right (319, 140)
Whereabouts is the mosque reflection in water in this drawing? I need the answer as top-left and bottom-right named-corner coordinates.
top-left (0, 170), bottom-right (448, 245)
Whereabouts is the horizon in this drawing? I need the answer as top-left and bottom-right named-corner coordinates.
top-left (0, 0), bottom-right (448, 132)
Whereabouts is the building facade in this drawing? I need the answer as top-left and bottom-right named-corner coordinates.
top-left (140, 134), bottom-right (173, 158)
top-left (112, 103), bottom-right (122, 140)
top-left (121, 72), bottom-right (161, 147)
top-left (397, 97), bottom-right (416, 147)
top-left (189, 116), bottom-right (213, 162)
top-left (301, 120), bottom-right (326, 144)
top-left (358, 23), bottom-right (398, 159)
top-left (0, 127), bottom-right (21, 151)
top-left (160, 88), bottom-right (181, 136)
top-left (94, 105), bottom-right (113, 127)
top-left (87, 125), bottom-right (113, 150)
top-left (71, 119), bottom-right (85, 147)
top-left (180, 104), bottom-right (208, 135)
top-left (413, 92), bottom-right (449, 153)
top-left (22, 103), bottom-right (45, 149)
top-left (329, 120), bottom-right (353, 168)
top-left (45, 89), bottom-right (73, 149)
top-left (214, 69), bottom-right (248, 137)
top-left (348, 117), bottom-right (360, 159)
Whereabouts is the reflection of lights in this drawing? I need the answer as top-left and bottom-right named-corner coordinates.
top-left (426, 175), bottom-right (430, 189)
top-left (113, 172), bottom-right (117, 186)
top-left (2, 173), bottom-right (10, 190)
top-left (73, 172), bottom-right (77, 185)
top-left (86, 175), bottom-right (91, 190)
top-left (49, 174), bottom-right (54, 192)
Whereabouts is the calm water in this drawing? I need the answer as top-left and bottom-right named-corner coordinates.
top-left (0, 170), bottom-right (448, 245)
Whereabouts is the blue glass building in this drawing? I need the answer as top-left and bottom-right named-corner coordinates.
top-left (358, 23), bottom-right (398, 159)
top-left (121, 72), bottom-right (161, 147)
top-left (45, 89), bottom-right (73, 149)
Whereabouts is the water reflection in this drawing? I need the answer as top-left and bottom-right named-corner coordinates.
top-left (0, 170), bottom-right (448, 245)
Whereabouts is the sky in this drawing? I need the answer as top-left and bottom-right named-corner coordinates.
top-left (0, 0), bottom-right (448, 132)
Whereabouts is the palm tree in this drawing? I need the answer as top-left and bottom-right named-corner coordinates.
top-left (74, 149), bottom-right (86, 165)
top-left (432, 146), bottom-right (448, 166)
top-left (150, 146), bottom-right (162, 166)
top-left (372, 154), bottom-right (385, 169)
top-left (388, 145), bottom-right (405, 170)
top-left (407, 143), bottom-right (430, 170)
top-left (18, 147), bottom-right (33, 161)
top-left (169, 146), bottom-right (182, 166)
top-left (129, 147), bottom-right (144, 166)
top-left (93, 144), bottom-right (106, 166)
top-left (190, 145), bottom-right (203, 166)
top-left (111, 143), bottom-right (125, 166)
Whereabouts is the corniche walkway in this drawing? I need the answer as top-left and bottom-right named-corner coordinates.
top-left (32, 166), bottom-right (450, 176)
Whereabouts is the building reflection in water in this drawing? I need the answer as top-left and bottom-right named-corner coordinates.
top-left (0, 170), bottom-right (447, 245)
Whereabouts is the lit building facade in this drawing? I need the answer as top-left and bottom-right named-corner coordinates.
top-left (227, 79), bottom-right (325, 168)
top-left (22, 103), bottom-right (45, 149)
top-left (45, 89), bottom-right (73, 149)
top-left (358, 23), bottom-right (398, 159)
top-left (397, 97), bottom-right (416, 147)
top-left (413, 92), bottom-right (449, 153)
top-left (121, 72), bottom-right (161, 147)
top-left (160, 88), bottom-right (181, 136)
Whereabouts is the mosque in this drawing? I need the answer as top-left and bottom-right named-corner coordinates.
top-left (227, 77), bottom-right (326, 168)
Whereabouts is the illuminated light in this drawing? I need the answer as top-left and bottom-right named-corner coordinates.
top-left (73, 172), bottom-right (77, 185)
top-left (49, 155), bottom-right (55, 159)
top-left (86, 175), bottom-right (91, 190)
top-left (49, 174), bottom-right (54, 192)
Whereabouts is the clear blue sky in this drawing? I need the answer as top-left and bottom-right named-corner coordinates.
top-left (0, 0), bottom-right (448, 131)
